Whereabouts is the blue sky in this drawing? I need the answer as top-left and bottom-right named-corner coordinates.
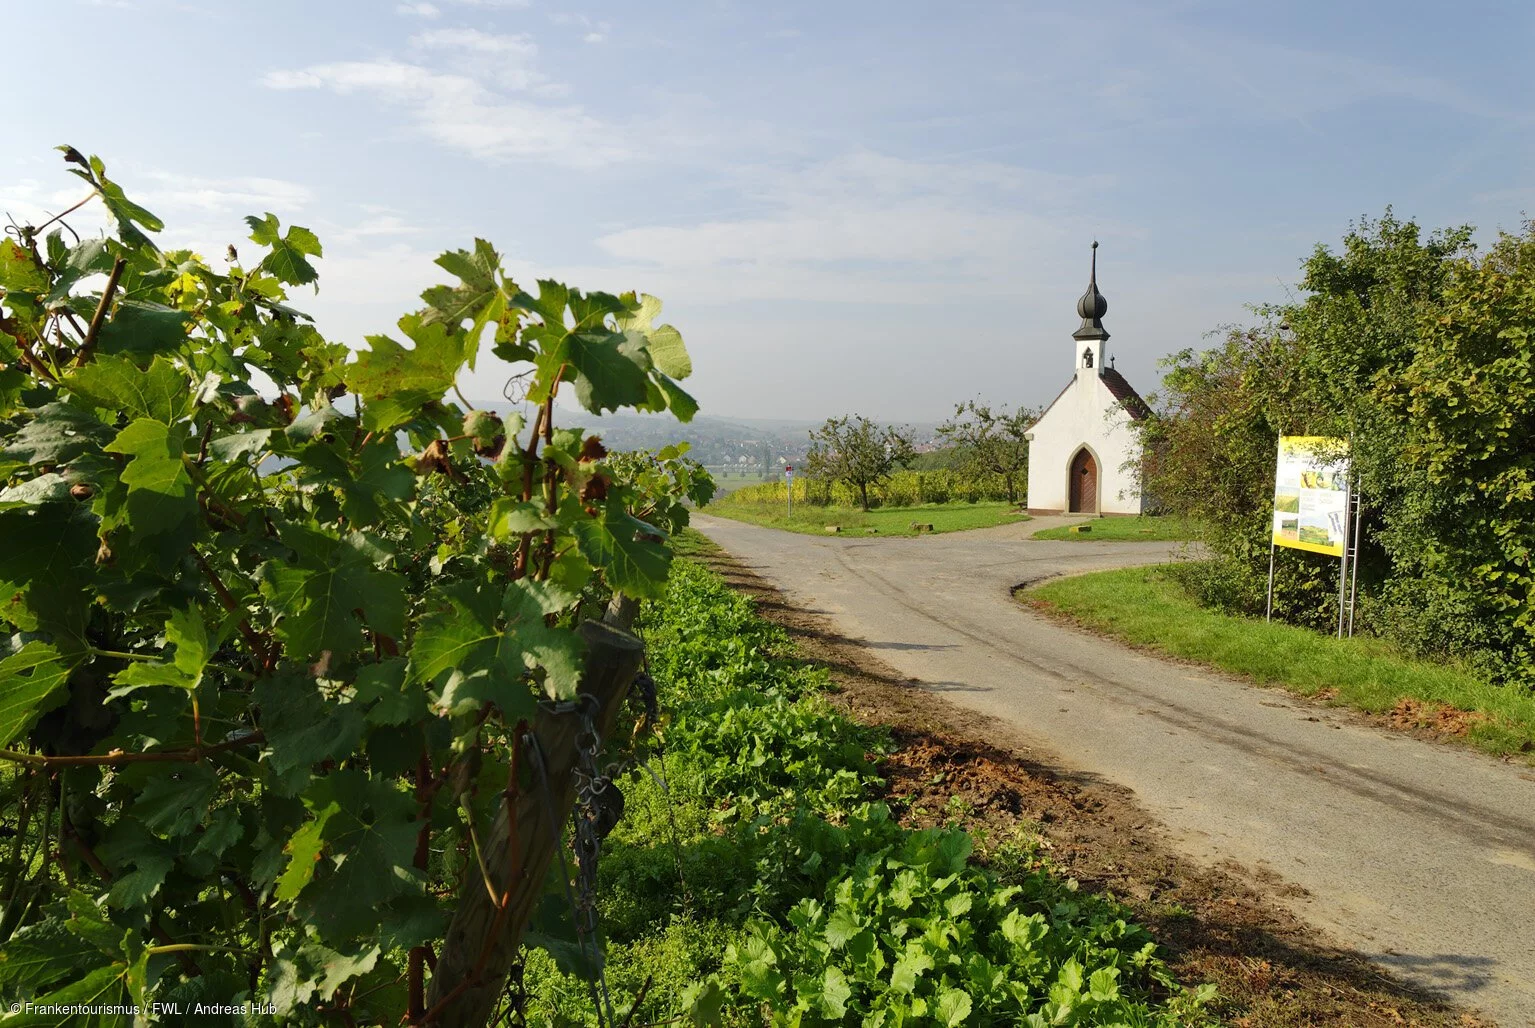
top-left (4, 0), bottom-right (1531, 421)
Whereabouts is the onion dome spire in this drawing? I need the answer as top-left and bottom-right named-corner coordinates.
top-left (1072, 241), bottom-right (1109, 342)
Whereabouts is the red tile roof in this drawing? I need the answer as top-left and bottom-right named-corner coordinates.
top-left (1027, 368), bottom-right (1150, 431)
top-left (1100, 367), bottom-right (1150, 420)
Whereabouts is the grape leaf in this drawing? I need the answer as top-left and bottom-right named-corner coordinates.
top-left (286, 406), bottom-right (344, 443)
top-left (254, 674), bottom-right (365, 776)
top-left (104, 418), bottom-right (197, 543)
top-left (296, 439), bottom-right (414, 526)
top-left (62, 891), bottom-right (123, 955)
top-left (656, 373), bottom-right (699, 422)
top-left (0, 918), bottom-right (101, 992)
top-left (353, 657), bottom-right (418, 726)
top-left (346, 313), bottom-right (470, 432)
top-left (258, 527), bottom-right (407, 660)
top-left (247, 212), bottom-right (323, 287)
top-left (96, 821), bottom-right (174, 909)
top-left (134, 765), bottom-right (219, 837)
top-left (96, 301), bottom-right (190, 359)
top-left (564, 329), bottom-right (651, 414)
top-left (573, 498), bottom-right (672, 598)
top-left (612, 291), bottom-right (661, 333)
top-left (108, 606), bottom-right (214, 697)
top-left (0, 472), bottom-right (71, 508)
top-left (295, 771), bottom-right (418, 940)
top-left (209, 427), bottom-right (272, 463)
top-left (65, 355), bottom-right (190, 423)
top-left (45, 238), bottom-right (114, 304)
top-left (2, 963), bottom-right (133, 1026)
top-left (644, 323), bottom-right (692, 379)
top-left (0, 238), bottom-right (49, 295)
top-left (421, 238), bottom-right (504, 366)
top-left (0, 402), bottom-right (113, 466)
top-left (408, 579), bottom-right (586, 714)
top-left (0, 642), bottom-right (71, 747)
top-left (276, 802), bottom-right (339, 902)
top-left (109, 661), bottom-right (197, 697)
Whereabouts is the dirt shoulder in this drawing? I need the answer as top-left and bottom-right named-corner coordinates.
top-left (696, 546), bottom-right (1486, 1028)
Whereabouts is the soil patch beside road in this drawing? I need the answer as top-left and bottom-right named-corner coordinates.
top-left (697, 546), bottom-right (1485, 1027)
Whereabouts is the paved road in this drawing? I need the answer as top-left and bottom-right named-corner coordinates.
top-left (694, 513), bottom-right (1535, 1027)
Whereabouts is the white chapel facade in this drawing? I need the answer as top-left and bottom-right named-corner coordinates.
top-left (1024, 244), bottom-right (1148, 515)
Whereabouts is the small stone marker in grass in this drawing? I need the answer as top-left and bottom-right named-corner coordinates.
top-left (909, 522), bottom-right (936, 533)
top-left (1070, 524), bottom-right (1092, 534)
top-left (825, 525), bottom-right (841, 533)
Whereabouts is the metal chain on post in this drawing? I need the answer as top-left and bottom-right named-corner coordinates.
top-left (525, 726), bottom-right (612, 1028)
top-left (520, 661), bottom-right (672, 1028)
top-left (570, 692), bottom-right (621, 1026)
top-left (498, 955), bottom-right (528, 1027)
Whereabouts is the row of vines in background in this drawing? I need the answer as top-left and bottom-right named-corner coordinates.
top-left (725, 469), bottom-right (1020, 509)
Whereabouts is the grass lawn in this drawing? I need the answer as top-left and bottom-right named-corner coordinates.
top-left (708, 470), bottom-right (774, 495)
top-left (1022, 564), bottom-right (1535, 761)
top-left (703, 499), bottom-right (1029, 537)
top-left (1030, 515), bottom-right (1199, 542)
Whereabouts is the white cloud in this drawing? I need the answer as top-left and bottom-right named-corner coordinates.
top-left (412, 28), bottom-right (536, 57)
top-left (590, 150), bottom-right (1116, 301)
top-left (264, 59), bottom-right (623, 166)
top-left (137, 172), bottom-right (313, 215)
top-left (396, 2), bottom-right (440, 16)
top-left (409, 28), bottom-right (550, 90)
top-left (550, 11), bottom-right (611, 42)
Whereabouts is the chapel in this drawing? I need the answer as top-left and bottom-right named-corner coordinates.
top-left (1023, 244), bottom-right (1148, 515)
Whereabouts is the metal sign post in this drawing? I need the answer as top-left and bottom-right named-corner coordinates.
top-left (785, 465), bottom-right (793, 518)
top-left (1265, 544), bottom-right (1276, 622)
top-left (1336, 476), bottom-right (1351, 639)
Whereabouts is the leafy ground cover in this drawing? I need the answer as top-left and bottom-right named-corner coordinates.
top-left (522, 555), bottom-right (1215, 1025)
top-left (1023, 565), bottom-right (1535, 760)
top-left (1029, 517), bottom-right (1199, 543)
top-left (706, 499), bottom-right (1029, 537)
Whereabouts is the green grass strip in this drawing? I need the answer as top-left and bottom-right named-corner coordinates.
top-left (705, 499), bottom-right (1029, 537)
top-left (1025, 565), bottom-right (1535, 760)
top-left (1029, 515), bottom-right (1199, 542)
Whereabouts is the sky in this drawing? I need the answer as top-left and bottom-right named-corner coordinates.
top-left (3, 0), bottom-right (1532, 422)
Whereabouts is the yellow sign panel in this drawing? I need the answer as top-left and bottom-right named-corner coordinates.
top-left (1272, 436), bottom-right (1350, 557)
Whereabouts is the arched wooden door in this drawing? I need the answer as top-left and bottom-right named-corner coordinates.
top-left (1069, 448), bottom-right (1098, 513)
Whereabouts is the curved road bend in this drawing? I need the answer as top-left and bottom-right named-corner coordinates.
top-left (693, 513), bottom-right (1535, 1027)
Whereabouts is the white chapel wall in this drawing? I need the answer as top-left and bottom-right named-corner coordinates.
top-left (1026, 370), bottom-right (1142, 515)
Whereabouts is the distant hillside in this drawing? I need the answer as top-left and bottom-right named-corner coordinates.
top-left (481, 406), bottom-right (939, 476)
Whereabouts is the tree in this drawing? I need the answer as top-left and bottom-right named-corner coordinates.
top-left (0, 147), bottom-right (710, 1025)
top-left (1135, 209), bottom-right (1535, 680)
top-left (936, 399), bottom-right (1037, 504)
top-left (804, 415), bottom-right (914, 511)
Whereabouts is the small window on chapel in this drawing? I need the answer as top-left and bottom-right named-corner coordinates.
top-left (1082, 348), bottom-right (1094, 368)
